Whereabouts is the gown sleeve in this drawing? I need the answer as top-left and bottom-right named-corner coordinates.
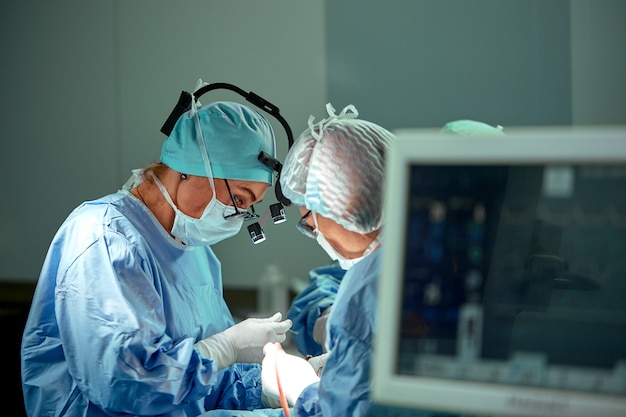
top-left (287, 263), bottom-right (345, 356)
top-left (56, 226), bottom-right (216, 415)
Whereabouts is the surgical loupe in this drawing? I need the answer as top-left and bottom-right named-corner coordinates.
top-left (160, 82), bottom-right (294, 244)
top-left (247, 202), bottom-right (287, 244)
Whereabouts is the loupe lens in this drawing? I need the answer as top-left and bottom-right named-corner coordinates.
top-left (247, 222), bottom-right (266, 244)
top-left (270, 203), bottom-right (287, 224)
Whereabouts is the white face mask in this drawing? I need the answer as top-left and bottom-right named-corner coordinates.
top-left (313, 212), bottom-right (382, 270)
top-left (151, 173), bottom-right (244, 246)
top-left (150, 95), bottom-right (249, 247)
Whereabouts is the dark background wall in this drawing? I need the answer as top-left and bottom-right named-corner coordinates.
top-left (326, 0), bottom-right (573, 129)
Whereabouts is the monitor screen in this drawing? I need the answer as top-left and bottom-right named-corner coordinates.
top-left (373, 127), bottom-right (626, 417)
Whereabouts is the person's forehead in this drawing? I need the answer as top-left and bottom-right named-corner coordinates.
top-left (228, 179), bottom-right (269, 202)
top-left (227, 179), bottom-right (269, 190)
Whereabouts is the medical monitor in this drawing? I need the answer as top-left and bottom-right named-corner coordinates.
top-left (373, 127), bottom-right (626, 417)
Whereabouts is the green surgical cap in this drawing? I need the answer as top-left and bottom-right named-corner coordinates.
top-left (160, 101), bottom-right (276, 184)
top-left (440, 119), bottom-right (505, 136)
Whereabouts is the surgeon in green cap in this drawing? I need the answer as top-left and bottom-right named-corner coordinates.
top-left (21, 80), bottom-right (292, 417)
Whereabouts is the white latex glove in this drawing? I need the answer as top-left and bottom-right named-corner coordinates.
top-left (307, 352), bottom-right (329, 376)
top-left (195, 313), bottom-right (292, 369)
top-left (312, 306), bottom-right (332, 352)
top-left (261, 342), bottom-right (320, 407)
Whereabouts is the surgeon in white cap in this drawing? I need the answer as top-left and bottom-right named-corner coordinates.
top-left (259, 103), bottom-right (392, 416)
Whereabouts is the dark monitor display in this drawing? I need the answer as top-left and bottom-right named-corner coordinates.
top-left (373, 127), bottom-right (626, 417)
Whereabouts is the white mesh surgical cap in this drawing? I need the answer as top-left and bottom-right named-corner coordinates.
top-left (280, 103), bottom-right (395, 234)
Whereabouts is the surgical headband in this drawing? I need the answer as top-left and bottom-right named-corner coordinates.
top-left (280, 103), bottom-right (395, 234)
top-left (161, 101), bottom-right (277, 184)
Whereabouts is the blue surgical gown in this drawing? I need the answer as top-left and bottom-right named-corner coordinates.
top-left (292, 249), bottom-right (469, 417)
top-left (21, 190), bottom-right (266, 417)
top-left (287, 263), bottom-right (344, 356)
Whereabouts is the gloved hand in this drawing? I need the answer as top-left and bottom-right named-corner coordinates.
top-left (261, 342), bottom-right (320, 407)
top-left (312, 306), bottom-right (332, 352)
top-left (307, 352), bottom-right (329, 376)
top-left (195, 312), bottom-right (292, 369)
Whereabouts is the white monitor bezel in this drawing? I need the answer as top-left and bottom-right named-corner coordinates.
top-left (373, 126), bottom-right (626, 417)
